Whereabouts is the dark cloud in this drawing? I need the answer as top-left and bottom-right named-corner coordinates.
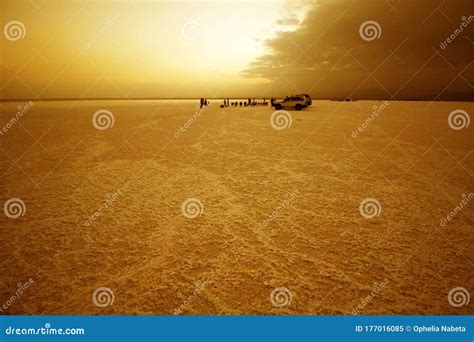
top-left (244, 0), bottom-right (474, 100)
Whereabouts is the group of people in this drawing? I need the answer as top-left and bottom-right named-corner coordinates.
top-left (200, 98), bottom-right (209, 108)
top-left (200, 97), bottom-right (279, 109)
top-left (220, 98), bottom-right (271, 108)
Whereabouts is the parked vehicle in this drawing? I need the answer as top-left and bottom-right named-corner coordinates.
top-left (301, 94), bottom-right (312, 106)
top-left (273, 94), bottom-right (312, 110)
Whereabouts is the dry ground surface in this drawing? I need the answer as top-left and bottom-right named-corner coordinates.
top-left (0, 99), bottom-right (472, 315)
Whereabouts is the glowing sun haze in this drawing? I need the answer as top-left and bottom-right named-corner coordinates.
top-left (1, 0), bottom-right (307, 99)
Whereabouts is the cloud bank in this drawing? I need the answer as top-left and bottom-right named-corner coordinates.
top-left (243, 0), bottom-right (474, 100)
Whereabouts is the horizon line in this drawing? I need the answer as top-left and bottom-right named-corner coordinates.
top-left (0, 97), bottom-right (472, 102)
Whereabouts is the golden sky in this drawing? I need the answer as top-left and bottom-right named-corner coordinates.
top-left (1, 0), bottom-right (308, 99)
top-left (0, 0), bottom-right (473, 100)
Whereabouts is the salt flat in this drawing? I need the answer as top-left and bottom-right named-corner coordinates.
top-left (0, 100), bottom-right (472, 314)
